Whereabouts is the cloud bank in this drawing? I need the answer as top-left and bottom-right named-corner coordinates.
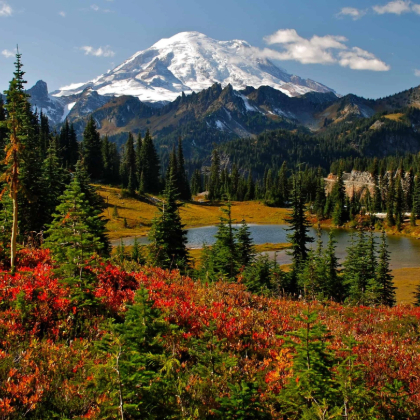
top-left (262, 29), bottom-right (390, 71)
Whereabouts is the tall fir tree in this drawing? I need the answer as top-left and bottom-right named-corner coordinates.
top-left (139, 129), bottom-right (160, 194)
top-left (235, 219), bottom-right (255, 268)
top-left (374, 231), bottom-right (396, 307)
top-left (286, 173), bottom-right (314, 291)
top-left (332, 168), bottom-right (347, 226)
top-left (148, 168), bottom-right (189, 271)
top-left (386, 171), bottom-right (396, 227)
top-left (120, 132), bottom-right (137, 190)
top-left (135, 132), bottom-right (142, 187)
top-left (81, 116), bottom-right (103, 179)
top-left (208, 149), bottom-right (221, 201)
top-left (0, 51), bottom-right (34, 270)
top-left (41, 140), bottom-right (69, 229)
top-left (176, 137), bottom-right (191, 200)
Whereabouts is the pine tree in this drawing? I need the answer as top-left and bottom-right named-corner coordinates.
top-left (395, 175), bottom-right (404, 230)
top-left (176, 137), bottom-right (191, 200)
top-left (148, 169), bottom-right (189, 271)
top-left (412, 174), bottom-right (420, 223)
top-left (139, 129), bottom-right (160, 194)
top-left (120, 132), bottom-right (137, 190)
top-left (278, 161), bottom-right (289, 206)
top-left (74, 161), bottom-right (110, 255)
top-left (286, 173), bottom-right (314, 289)
top-left (374, 231), bottom-right (396, 307)
top-left (95, 288), bottom-right (177, 419)
top-left (344, 230), bottom-right (376, 305)
top-left (313, 169), bottom-right (326, 219)
top-left (386, 171), bottom-right (396, 227)
top-left (332, 169), bottom-right (347, 226)
top-left (244, 171), bottom-right (255, 201)
top-left (235, 219), bottom-right (255, 268)
top-left (323, 230), bottom-right (343, 302)
top-left (0, 50), bottom-right (33, 271)
top-left (208, 149), bottom-right (221, 201)
top-left (279, 311), bottom-right (336, 418)
top-left (81, 116), bottom-right (103, 179)
top-left (41, 140), bottom-right (68, 228)
top-left (135, 132), bottom-right (142, 187)
top-left (43, 175), bottom-right (107, 333)
top-left (373, 174), bottom-right (382, 212)
top-left (131, 237), bottom-right (145, 265)
top-left (190, 169), bottom-right (202, 196)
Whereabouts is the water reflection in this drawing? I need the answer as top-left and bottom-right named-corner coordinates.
top-left (113, 225), bottom-right (420, 270)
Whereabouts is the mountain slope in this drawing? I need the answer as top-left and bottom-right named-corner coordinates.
top-left (51, 31), bottom-right (335, 102)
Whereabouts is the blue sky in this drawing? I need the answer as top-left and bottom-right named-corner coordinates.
top-left (0, 0), bottom-right (419, 99)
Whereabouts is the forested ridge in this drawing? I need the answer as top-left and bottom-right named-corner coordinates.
top-left (1, 53), bottom-right (420, 419)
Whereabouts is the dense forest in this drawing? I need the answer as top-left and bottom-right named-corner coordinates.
top-left (1, 53), bottom-right (420, 419)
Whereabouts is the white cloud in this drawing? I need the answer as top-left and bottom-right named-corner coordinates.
top-left (338, 47), bottom-right (390, 71)
top-left (262, 29), bottom-right (390, 71)
top-left (0, 1), bottom-right (12, 17)
top-left (59, 11), bottom-right (66, 17)
top-left (90, 4), bottom-right (112, 12)
top-left (80, 45), bottom-right (115, 57)
top-left (337, 7), bottom-right (367, 19)
top-left (264, 29), bottom-right (347, 64)
top-left (415, 69), bottom-right (420, 76)
top-left (373, 1), bottom-right (412, 14)
top-left (412, 3), bottom-right (420, 13)
top-left (2, 49), bottom-right (16, 58)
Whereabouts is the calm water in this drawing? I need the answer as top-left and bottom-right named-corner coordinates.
top-left (113, 225), bottom-right (420, 270)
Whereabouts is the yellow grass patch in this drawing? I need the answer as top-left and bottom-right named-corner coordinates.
top-left (384, 113), bottom-right (404, 122)
top-left (96, 185), bottom-right (290, 240)
top-left (392, 267), bottom-right (420, 304)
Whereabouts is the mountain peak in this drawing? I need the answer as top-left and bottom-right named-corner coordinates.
top-left (53, 31), bottom-right (336, 102)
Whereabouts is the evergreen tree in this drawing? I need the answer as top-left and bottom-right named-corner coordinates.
top-left (43, 175), bottom-right (107, 333)
top-left (386, 171), bottom-right (396, 227)
top-left (176, 137), bottom-right (191, 200)
top-left (374, 231), bottom-right (396, 307)
top-left (201, 203), bottom-right (238, 280)
top-left (81, 116), bottom-right (103, 179)
top-left (244, 171), bottom-right (255, 201)
top-left (148, 169), bottom-right (189, 270)
top-left (323, 230), bottom-right (343, 302)
top-left (0, 50), bottom-right (33, 270)
top-left (95, 288), bottom-right (177, 419)
top-left (279, 311), bottom-right (337, 418)
top-left (286, 173), bottom-right (314, 289)
top-left (74, 161), bottom-right (110, 255)
top-left (332, 169), bottom-right (347, 226)
top-left (208, 149), bottom-right (221, 201)
top-left (41, 140), bottom-right (68, 229)
top-left (313, 168), bottom-right (326, 219)
top-left (373, 174), bottom-right (382, 212)
top-left (190, 169), bottom-right (202, 196)
top-left (278, 161), bottom-right (289, 206)
top-left (235, 219), bottom-right (255, 268)
top-left (412, 174), bottom-right (420, 222)
top-left (120, 132), bottom-right (136, 190)
top-left (135, 132), bottom-right (142, 187)
top-left (395, 175), bottom-right (404, 230)
top-left (139, 129), bottom-right (160, 194)
top-left (344, 231), bottom-right (376, 305)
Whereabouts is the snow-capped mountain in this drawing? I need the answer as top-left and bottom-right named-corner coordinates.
top-left (52, 31), bottom-right (335, 103)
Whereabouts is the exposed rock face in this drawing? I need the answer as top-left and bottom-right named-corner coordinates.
top-left (325, 171), bottom-right (375, 197)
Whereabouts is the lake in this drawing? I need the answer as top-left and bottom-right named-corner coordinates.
top-left (112, 225), bottom-right (420, 270)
